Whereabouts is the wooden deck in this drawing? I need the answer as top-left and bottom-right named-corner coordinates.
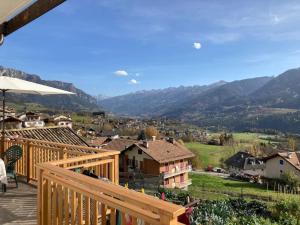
top-left (0, 139), bottom-right (185, 225)
top-left (0, 181), bottom-right (37, 225)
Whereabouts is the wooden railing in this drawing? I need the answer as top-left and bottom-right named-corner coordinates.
top-left (3, 138), bottom-right (119, 183)
top-left (4, 138), bottom-right (185, 225)
top-left (37, 159), bottom-right (185, 225)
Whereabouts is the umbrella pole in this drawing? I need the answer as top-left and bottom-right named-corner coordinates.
top-left (1, 90), bottom-right (5, 155)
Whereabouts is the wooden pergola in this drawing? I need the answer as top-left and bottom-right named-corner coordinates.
top-left (0, 0), bottom-right (65, 42)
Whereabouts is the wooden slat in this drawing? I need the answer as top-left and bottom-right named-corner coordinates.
top-left (110, 207), bottom-right (116, 225)
top-left (101, 204), bottom-right (107, 225)
top-left (52, 183), bottom-right (58, 225)
top-left (78, 193), bottom-right (83, 225)
top-left (71, 190), bottom-right (76, 225)
top-left (64, 188), bottom-right (69, 225)
top-left (85, 197), bottom-right (91, 225)
top-left (92, 200), bottom-right (98, 225)
top-left (47, 181), bottom-right (52, 225)
top-left (58, 185), bottom-right (63, 225)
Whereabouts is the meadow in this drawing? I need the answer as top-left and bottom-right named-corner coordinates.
top-left (185, 132), bottom-right (279, 169)
top-left (189, 173), bottom-right (300, 202)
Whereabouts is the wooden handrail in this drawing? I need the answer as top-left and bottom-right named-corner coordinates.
top-left (50, 151), bottom-right (119, 166)
top-left (37, 163), bottom-right (184, 218)
top-left (37, 163), bottom-right (185, 225)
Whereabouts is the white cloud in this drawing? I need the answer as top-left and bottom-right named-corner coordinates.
top-left (114, 70), bottom-right (128, 76)
top-left (135, 73), bottom-right (140, 77)
top-left (128, 79), bottom-right (139, 84)
top-left (193, 42), bottom-right (202, 49)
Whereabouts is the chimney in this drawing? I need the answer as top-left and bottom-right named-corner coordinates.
top-left (152, 136), bottom-right (156, 141)
top-left (169, 137), bottom-right (175, 144)
top-left (143, 140), bottom-right (149, 148)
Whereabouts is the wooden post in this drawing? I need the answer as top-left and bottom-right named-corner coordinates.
top-left (160, 214), bottom-right (178, 225)
top-left (26, 141), bottom-right (32, 183)
top-left (114, 154), bottom-right (119, 185)
top-left (37, 167), bottom-right (45, 225)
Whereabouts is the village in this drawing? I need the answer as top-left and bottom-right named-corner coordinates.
top-left (2, 107), bottom-right (300, 194)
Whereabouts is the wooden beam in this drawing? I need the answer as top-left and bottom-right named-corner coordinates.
top-left (3, 0), bottom-right (66, 36)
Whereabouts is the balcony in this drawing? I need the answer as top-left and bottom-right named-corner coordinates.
top-left (1, 138), bottom-right (185, 225)
top-left (175, 179), bottom-right (192, 189)
top-left (163, 165), bottom-right (192, 179)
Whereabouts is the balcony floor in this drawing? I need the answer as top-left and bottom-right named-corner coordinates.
top-left (0, 180), bottom-right (37, 225)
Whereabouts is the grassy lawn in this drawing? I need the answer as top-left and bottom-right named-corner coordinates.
top-left (185, 142), bottom-right (227, 168)
top-left (189, 173), bottom-right (299, 202)
top-left (233, 132), bottom-right (278, 144)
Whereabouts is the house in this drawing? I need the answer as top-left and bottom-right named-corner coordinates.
top-left (88, 137), bottom-right (111, 148)
top-left (0, 107), bottom-right (16, 119)
top-left (102, 138), bottom-right (137, 154)
top-left (18, 112), bottom-right (45, 128)
top-left (225, 151), bottom-right (265, 176)
top-left (264, 152), bottom-right (300, 180)
top-left (54, 115), bottom-right (72, 129)
top-left (0, 116), bottom-right (22, 130)
top-left (121, 137), bottom-right (195, 190)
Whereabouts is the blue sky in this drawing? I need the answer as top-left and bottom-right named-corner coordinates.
top-left (1, 0), bottom-right (300, 96)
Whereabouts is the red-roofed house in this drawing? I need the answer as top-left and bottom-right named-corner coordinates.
top-left (122, 137), bottom-right (195, 190)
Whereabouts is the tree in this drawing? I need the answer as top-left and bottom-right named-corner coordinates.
top-left (138, 130), bottom-right (147, 140)
top-left (281, 171), bottom-right (299, 190)
top-left (103, 123), bottom-right (113, 131)
top-left (288, 137), bottom-right (296, 151)
top-left (219, 133), bottom-right (225, 146)
top-left (144, 126), bottom-right (160, 139)
top-left (177, 139), bottom-right (185, 145)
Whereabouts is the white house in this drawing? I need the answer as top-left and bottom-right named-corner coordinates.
top-left (54, 115), bottom-right (72, 129)
top-left (19, 112), bottom-right (45, 128)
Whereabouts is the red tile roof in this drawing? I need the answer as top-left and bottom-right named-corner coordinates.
top-left (133, 140), bottom-right (195, 163)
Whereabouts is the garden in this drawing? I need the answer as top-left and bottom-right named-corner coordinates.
top-left (156, 188), bottom-right (300, 225)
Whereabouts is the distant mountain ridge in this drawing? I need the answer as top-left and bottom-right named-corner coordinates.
top-left (100, 81), bottom-right (227, 117)
top-left (0, 66), bottom-right (98, 112)
top-left (100, 67), bottom-right (300, 133)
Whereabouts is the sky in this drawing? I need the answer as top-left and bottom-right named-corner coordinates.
top-left (1, 0), bottom-right (300, 96)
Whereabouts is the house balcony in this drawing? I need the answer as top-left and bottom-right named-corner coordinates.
top-left (163, 165), bottom-right (192, 179)
top-left (175, 179), bottom-right (192, 189)
top-left (1, 138), bottom-right (185, 225)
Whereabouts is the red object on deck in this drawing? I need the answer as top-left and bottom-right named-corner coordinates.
top-left (178, 207), bottom-right (193, 225)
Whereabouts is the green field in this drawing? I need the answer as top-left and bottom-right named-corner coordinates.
top-left (185, 132), bottom-right (280, 169)
top-left (185, 142), bottom-right (229, 168)
top-left (189, 174), bottom-right (299, 202)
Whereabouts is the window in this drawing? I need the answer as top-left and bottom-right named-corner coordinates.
top-left (180, 174), bottom-right (184, 183)
top-left (280, 170), bottom-right (283, 173)
top-left (279, 160), bottom-right (284, 165)
top-left (138, 149), bottom-right (143, 155)
top-left (165, 179), bottom-right (169, 185)
top-left (165, 163), bottom-right (169, 172)
top-left (180, 159), bottom-right (184, 168)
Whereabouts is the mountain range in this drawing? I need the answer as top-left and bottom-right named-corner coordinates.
top-left (0, 66), bottom-right (98, 112)
top-left (100, 68), bottom-right (300, 133)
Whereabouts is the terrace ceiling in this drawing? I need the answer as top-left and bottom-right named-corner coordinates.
top-left (0, 0), bottom-right (65, 39)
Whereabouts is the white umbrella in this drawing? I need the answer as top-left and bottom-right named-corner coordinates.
top-left (0, 76), bottom-right (75, 152)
